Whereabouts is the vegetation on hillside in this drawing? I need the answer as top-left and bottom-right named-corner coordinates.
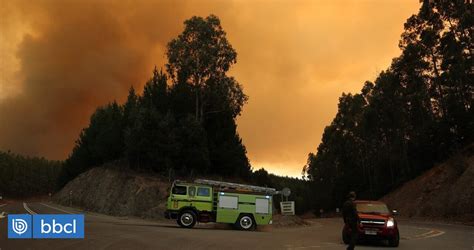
top-left (58, 15), bottom-right (251, 187)
top-left (0, 151), bottom-right (62, 197)
top-left (304, 0), bottom-right (473, 209)
top-left (252, 168), bottom-right (314, 214)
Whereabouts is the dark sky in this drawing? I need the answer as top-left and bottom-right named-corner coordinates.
top-left (0, 0), bottom-right (419, 176)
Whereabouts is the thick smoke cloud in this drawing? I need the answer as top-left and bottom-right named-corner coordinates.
top-left (0, 0), bottom-right (419, 176)
top-left (0, 0), bottom-right (191, 158)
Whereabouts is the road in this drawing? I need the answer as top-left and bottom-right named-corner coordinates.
top-left (1, 201), bottom-right (473, 250)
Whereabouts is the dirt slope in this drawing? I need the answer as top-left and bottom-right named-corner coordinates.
top-left (381, 145), bottom-right (474, 223)
top-left (54, 166), bottom-right (169, 219)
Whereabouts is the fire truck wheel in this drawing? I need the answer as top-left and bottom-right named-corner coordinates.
top-left (236, 214), bottom-right (255, 231)
top-left (177, 210), bottom-right (197, 228)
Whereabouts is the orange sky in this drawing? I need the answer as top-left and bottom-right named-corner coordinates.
top-left (0, 0), bottom-right (420, 177)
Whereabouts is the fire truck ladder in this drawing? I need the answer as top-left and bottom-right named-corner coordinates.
top-left (194, 179), bottom-right (277, 195)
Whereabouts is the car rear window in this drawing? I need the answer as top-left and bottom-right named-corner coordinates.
top-left (172, 185), bottom-right (187, 195)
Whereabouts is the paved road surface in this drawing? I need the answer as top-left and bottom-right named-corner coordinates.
top-left (1, 201), bottom-right (473, 249)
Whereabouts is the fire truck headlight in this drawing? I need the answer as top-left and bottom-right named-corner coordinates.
top-left (387, 218), bottom-right (395, 228)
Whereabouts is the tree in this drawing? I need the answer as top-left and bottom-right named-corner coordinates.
top-left (59, 102), bottom-right (124, 185)
top-left (123, 86), bottom-right (138, 129)
top-left (167, 15), bottom-right (250, 177)
top-left (174, 115), bottom-right (210, 175)
top-left (141, 68), bottom-right (169, 114)
top-left (166, 15), bottom-right (241, 123)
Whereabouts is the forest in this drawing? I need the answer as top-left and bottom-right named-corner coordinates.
top-left (58, 15), bottom-right (251, 187)
top-left (0, 150), bottom-right (62, 197)
top-left (304, 0), bottom-right (473, 209)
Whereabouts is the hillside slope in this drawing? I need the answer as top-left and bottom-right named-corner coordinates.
top-left (54, 166), bottom-right (169, 219)
top-left (381, 145), bottom-right (474, 223)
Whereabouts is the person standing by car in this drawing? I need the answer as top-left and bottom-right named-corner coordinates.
top-left (343, 191), bottom-right (359, 250)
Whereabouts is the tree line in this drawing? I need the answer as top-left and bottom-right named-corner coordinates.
top-left (58, 15), bottom-right (251, 187)
top-left (0, 150), bottom-right (62, 197)
top-left (304, 0), bottom-right (473, 209)
top-left (252, 168), bottom-right (314, 215)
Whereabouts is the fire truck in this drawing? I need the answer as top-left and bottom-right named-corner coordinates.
top-left (164, 179), bottom-right (276, 230)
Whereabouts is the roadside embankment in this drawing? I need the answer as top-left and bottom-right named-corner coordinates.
top-left (53, 166), bottom-right (169, 219)
top-left (381, 145), bottom-right (474, 225)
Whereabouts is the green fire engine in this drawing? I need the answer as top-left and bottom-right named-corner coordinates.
top-left (164, 179), bottom-right (276, 230)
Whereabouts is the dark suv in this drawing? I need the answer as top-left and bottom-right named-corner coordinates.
top-left (342, 200), bottom-right (399, 247)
